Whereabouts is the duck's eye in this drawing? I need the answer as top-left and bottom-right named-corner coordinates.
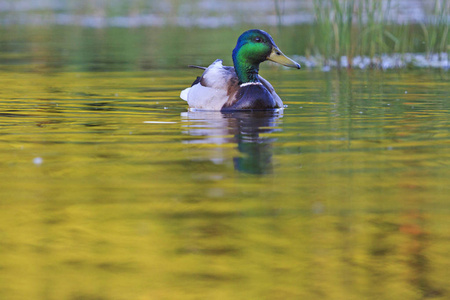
top-left (254, 37), bottom-right (262, 43)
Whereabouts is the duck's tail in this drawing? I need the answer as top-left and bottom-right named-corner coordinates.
top-left (180, 87), bottom-right (190, 101)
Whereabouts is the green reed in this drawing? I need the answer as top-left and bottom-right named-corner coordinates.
top-left (420, 0), bottom-right (449, 55)
top-left (309, 0), bottom-right (449, 67)
top-left (310, 0), bottom-right (393, 67)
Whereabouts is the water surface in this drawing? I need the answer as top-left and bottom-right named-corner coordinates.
top-left (0, 28), bottom-right (449, 300)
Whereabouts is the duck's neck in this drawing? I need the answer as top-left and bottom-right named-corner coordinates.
top-left (232, 48), bottom-right (260, 84)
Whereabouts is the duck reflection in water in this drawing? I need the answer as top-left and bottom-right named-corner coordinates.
top-left (181, 110), bottom-right (282, 174)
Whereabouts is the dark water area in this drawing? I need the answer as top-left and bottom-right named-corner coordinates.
top-left (1, 25), bottom-right (447, 72)
top-left (0, 26), bottom-right (310, 71)
top-left (0, 25), bottom-right (449, 299)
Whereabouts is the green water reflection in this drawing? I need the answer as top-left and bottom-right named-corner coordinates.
top-left (1, 29), bottom-right (449, 300)
top-left (182, 111), bottom-right (282, 174)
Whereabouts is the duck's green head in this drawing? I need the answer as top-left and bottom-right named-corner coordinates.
top-left (232, 29), bottom-right (300, 84)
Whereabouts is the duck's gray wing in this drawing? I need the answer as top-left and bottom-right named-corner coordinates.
top-left (180, 60), bottom-right (239, 111)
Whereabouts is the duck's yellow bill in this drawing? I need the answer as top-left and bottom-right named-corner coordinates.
top-left (267, 47), bottom-right (301, 69)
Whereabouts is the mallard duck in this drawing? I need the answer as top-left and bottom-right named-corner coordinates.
top-left (180, 29), bottom-right (301, 111)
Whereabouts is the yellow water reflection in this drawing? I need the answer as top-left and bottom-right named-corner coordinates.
top-left (0, 68), bottom-right (449, 299)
